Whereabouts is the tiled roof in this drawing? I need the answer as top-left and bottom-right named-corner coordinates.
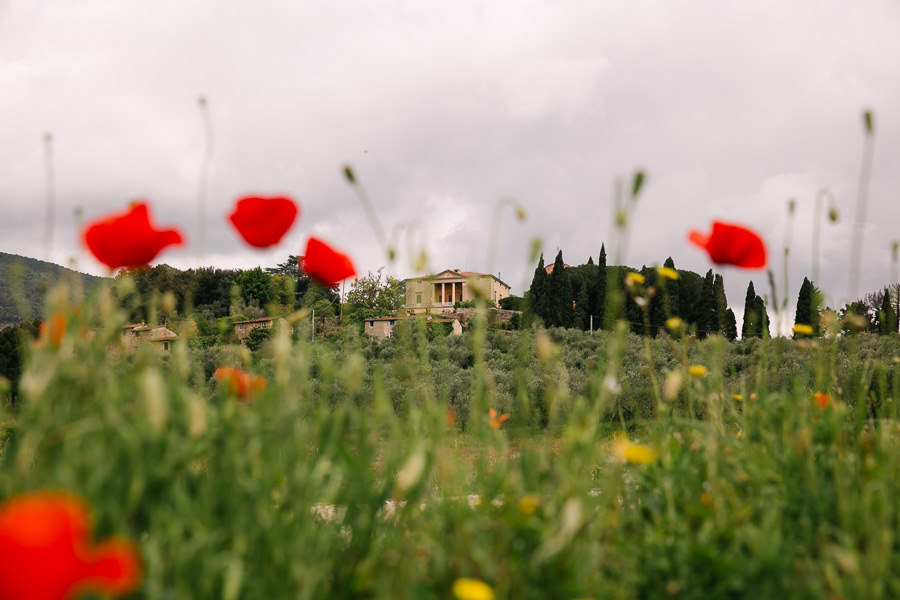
top-left (233, 316), bottom-right (283, 325)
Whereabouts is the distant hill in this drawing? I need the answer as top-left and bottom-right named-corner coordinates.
top-left (0, 252), bottom-right (109, 327)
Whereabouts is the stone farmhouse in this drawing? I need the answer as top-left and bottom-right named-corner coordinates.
top-left (233, 316), bottom-right (291, 345)
top-left (363, 315), bottom-right (462, 340)
top-left (403, 269), bottom-right (510, 315)
top-left (120, 322), bottom-right (178, 354)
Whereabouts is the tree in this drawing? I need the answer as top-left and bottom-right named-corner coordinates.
top-left (755, 294), bottom-right (770, 339)
top-left (499, 296), bottom-right (525, 311)
top-left (698, 270), bottom-right (716, 338)
top-left (742, 281), bottom-right (760, 339)
top-left (714, 274), bottom-right (728, 333)
top-left (346, 268), bottom-right (405, 314)
top-left (878, 290), bottom-right (898, 335)
top-left (724, 308), bottom-right (738, 340)
top-left (527, 254), bottom-right (548, 325)
top-left (594, 245), bottom-right (607, 330)
top-left (246, 326), bottom-right (272, 351)
top-left (238, 267), bottom-right (273, 308)
top-left (546, 251), bottom-right (574, 328)
top-left (793, 277), bottom-right (821, 336)
top-left (266, 255), bottom-right (311, 306)
top-left (573, 279), bottom-right (589, 330)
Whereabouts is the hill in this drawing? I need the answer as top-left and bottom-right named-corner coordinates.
top-left (0, 252), bottom-right (108, 327)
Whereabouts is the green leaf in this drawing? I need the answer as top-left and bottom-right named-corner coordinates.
top-left (864, 110), bottom-right (874, 135)
top-left (631, 170), bottom-right (645, 198)
top-left (343, 165), bottom-right (356, 184)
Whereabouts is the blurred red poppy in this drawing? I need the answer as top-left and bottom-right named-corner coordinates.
top-left (83, 202), bottom-right (184, 270)
top-left (35, 312), bottom-right (68, 349)
top-left (214, 366), bottom-right (266, 402)
top-left (688, 221), bottom-right (766, 269)
top-left (228, 196), bottom-right (299, 248)
top-left (814, 392), bottom-right (830, 410)
top-left (0, 491), bottom-right (141, 600)
top-left (301, 237), bottom-right (357, 287)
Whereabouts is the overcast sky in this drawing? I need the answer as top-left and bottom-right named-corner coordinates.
top-left (1, 0), bottom-right (898, 332)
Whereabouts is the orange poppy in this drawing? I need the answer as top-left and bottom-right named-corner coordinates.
top-left (228, 196), bottom-right (299, 248)
top-left (301, 237), bottom-right (357, 287)
top-left (214, 366), bottom-right (266, 401)
top-left (488, 408), bottom-right (509, 429)
top-left (688, 221), bottom-right (766, 269)
top-left (83, 202), bottom-right (183, 270)
top-left (0, 491), bottom-right (141, 600)
top-left (814, 392), bottom-right (830, 410)
top-left (35, 312), bottom-right (67, 349)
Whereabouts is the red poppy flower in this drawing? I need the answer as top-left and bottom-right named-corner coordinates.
top-left (214, 366), bottom-right (266, 401)
top-left (0, 491), bottom-right (141, 600)
top-left (688, 221), bottom-right (766, 269)
top-left (228, 196), bottom-right (299, 248)
top-left (814, 392), bottom-right (830, 410)
top-left (83, 202), bottom-right (184, 270)
top-left (488, 408), bottom-right (510, 429)
top-left (301, 237), bottom-right (357, 287)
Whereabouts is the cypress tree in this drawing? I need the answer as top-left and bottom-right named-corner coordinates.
top-left (878, 290), bottom-right (898, 335)
top-left (574, 279), bottom-right (589, 330)
top-left (742, 281), bottom-right (758, 338)
top-left (595, 244), bottom-right (608, 330)
top-left (794, 277), bottom-right (814, 335)
top-left (547, 250), bottom-right (574, 328)
top-left (724, 308), bottom-right (738, 340)
top-left (714, 274), bottom-right (728, 333)
top-left (662, 256), bottom-right (680, 319)
top-left (527, 254), bottom-right (548, 325)
top-left (755, 294), bottom-right (770, 338)
top-left (698, 269), bottom-right (716, 338)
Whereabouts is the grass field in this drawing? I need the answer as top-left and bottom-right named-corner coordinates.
top-left (2, 281), bottom-right (900, 599)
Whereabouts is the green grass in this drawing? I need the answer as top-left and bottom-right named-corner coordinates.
top-left (3, 282), bottom-right (900, 599)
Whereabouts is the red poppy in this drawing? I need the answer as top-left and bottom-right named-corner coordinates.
top-left (688, 221), bottom-right (766, 269)
top-left (228, 196), bottom-right (299, 248)
top-left (83, 202), bottom-right (184, 270)
top-left (214, 366), bottom-right (266, 402)
top-left (0, 491), bottom-right (141, 600)
top-left (488, 408), bottom-right (510, 429)
top-left (814, 392), bottom-right (830, 410)
top-left (301, 237), bottom-right (357, 287)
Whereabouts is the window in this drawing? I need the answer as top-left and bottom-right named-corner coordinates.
top-left (416, 292), bottom-right (422, 304)
top-left (238, 324), bottom-right (244, 331)
top-left (163, 342), bottom-right (169, 351)
top-left (390, 320), bottom-right (396, 326)
top-left (368, 321), bottom-right (373, 327)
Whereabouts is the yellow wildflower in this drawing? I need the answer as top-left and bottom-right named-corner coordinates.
top-left (732, 394), bottom-right (743, 402)
top-left (517, 494), bottom-right (540, 516)
top-left (665, 317), bottom-right (684, 330)
top-left (688, 365), bottom-right (708, 377)
top-left (792, 323), bottom-right (813, 336)
top-left (625, 272), bottom-right (645, 286)
top-left (613, 433), bottom-right (658, 465)
top-left (657, 267), bottom-right (680, 280)
top-left (453, 578), bottom-right (495, 600)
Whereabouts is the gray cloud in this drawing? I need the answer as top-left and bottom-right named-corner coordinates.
top-left (1, 0), bottom-right (898, 333)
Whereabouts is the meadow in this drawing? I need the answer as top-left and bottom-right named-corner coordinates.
top-left (2, 274), bottom-right (900, 599)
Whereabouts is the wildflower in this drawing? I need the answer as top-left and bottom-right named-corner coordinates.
top-left (452, 578), bottom-right (495, 600)
top-left (793, 323), bottom-right (814, 336)
top-left (665, 317), bottom-right (684, 331)
top-left (517, 494), bottom-right (540, 516)
top-left (83, 202), bottom-right (183, 270)
top-left (625, 272), bottom-right (645, 286)
top-left (488, 408), bottom-right (509, 429)
top-left (35, 312), bottom-right (67, 349)
top-left (214, 366), bottom-right (266, 402)
top-left (612, 432), bottom-right (658, 464)
top-left (700, 492), bottom-right (713, 506)
top-left (657, 266), bottom-right (680, 280)
top-left (814, 392), bottom-right (830, 410)
top-left (301, 237), bottom-right (357, 287)
top-left (228, 196), bottom-right (299, 248)
top-left (0, 491), bottom-right (141, 600)
top-left (446, 407), bottom-right (456, 426)
top-left (688, 221), bottom-right (766, 269)
top-left (733, 394), bottom-right (743, 402)
top-left (688, 365), bottom-right (708, 377)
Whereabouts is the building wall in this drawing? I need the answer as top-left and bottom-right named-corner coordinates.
top-left (364, 319), bottom-right (397, 340)
top-left (405, 272), bottom-right (509, 314)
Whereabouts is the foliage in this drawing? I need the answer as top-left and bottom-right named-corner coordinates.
top-left (498, 296), bottom-right (524, 311)
top-left (346, 268), bottom-right (404, 314)
top-left (245, 326), bottom-right (273, 352)
top-left (237, 267), bottom-right (274, 308)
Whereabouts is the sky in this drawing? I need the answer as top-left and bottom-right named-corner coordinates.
top-left (1, 0), bottom-right (899, 333)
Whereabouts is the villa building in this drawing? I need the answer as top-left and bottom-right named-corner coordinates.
top-left (403, 269), bottom-right (511, 314)
top-left (120, 322), bottom-right (178, 354)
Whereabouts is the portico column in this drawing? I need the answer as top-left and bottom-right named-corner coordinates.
top-left (442, 282), bottom-right (446, 305)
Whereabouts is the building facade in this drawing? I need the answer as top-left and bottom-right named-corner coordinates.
top-left (233, 316), bottom-right (290, 345)
top-left (403, 269), bottom-right (511, 314)
top-left (120, 322), bottom-right (178, 354)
